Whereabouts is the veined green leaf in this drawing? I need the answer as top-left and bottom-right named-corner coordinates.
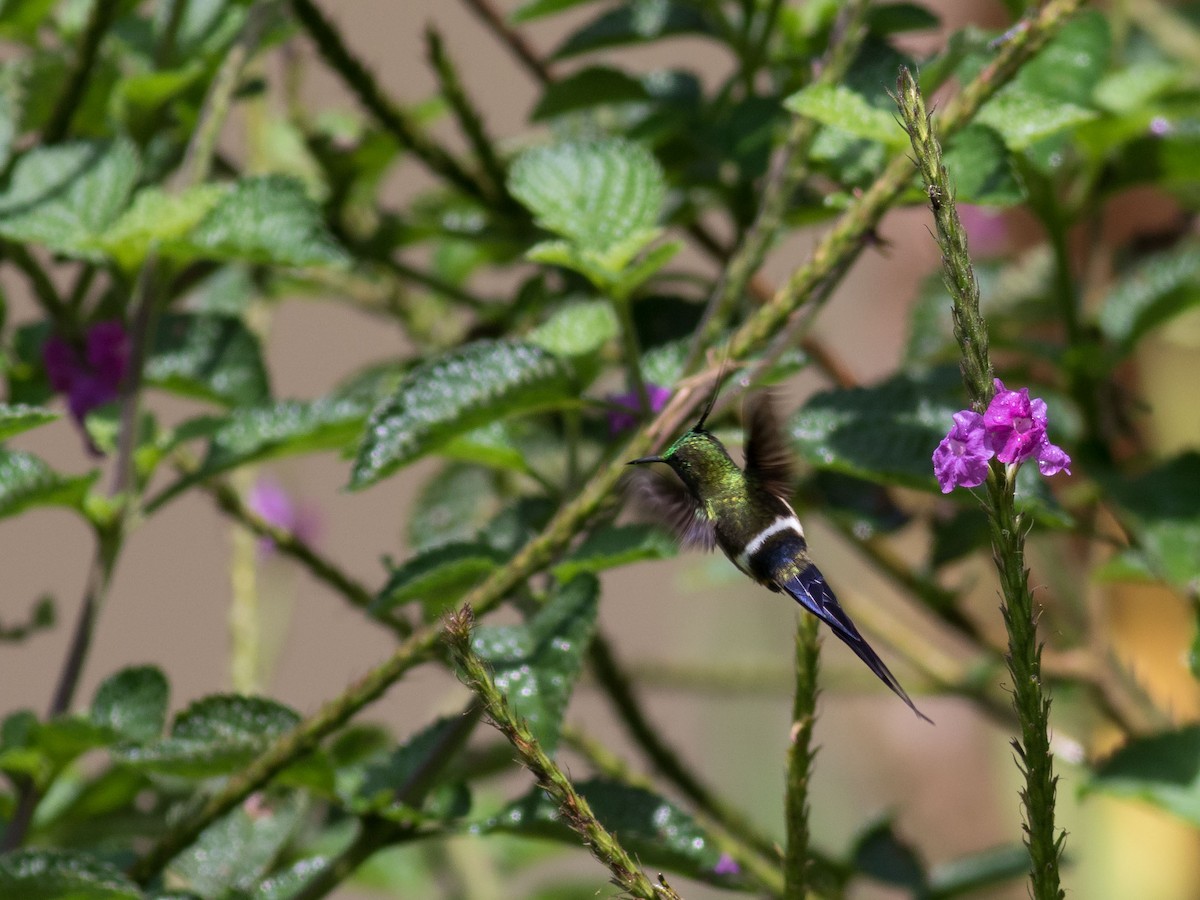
top-left (0, 403), bottom-right (57, 441)
top-left (527, 299), bottom-right (619, 358)
top-left (471, 575), bottom-right (599, 754)
top-left (1087, 726), bottom-right (1200, 826)
top-left (441, 421), bottom-right (531, 474)
top-left (485, 778), bottom-right (735, 885)
top-left (1097, 241), bottom-right (1200, 352)
top-left (508, 138), bottom-right (665, 256)
top-left (92, 184), bottom-right (224, 272)
top-left (115, 695), bottom-right (300, 778)
top-left (90, 666), bottom-right (169, 744)
top-left (784, 83), bottom-right (907, 148)
top-left (146, 313), bottom-right (271, 407)
top-left (343, 715), bottom-right (473, 817)
top-left (550, 0), bottom-right (711, 59)
top-left (351, 340), bottom-right (574, 490)
top-left (552, 524), bottom-right (676, 582)
top-left (0, 449), bottom-right (97, 520)
top-left (0, 849), bottom-right (143, 900)
top-left (976, 88), bottom-right (1097, 150)
top-left (1011, 10), bottom-right (1110, 107)
top-left (373, 542), bottom-right (507, 620)
top-left (531, 65), bottom-right (650, 120)
top-left (943, 125), bottom-right (1023, 206)
top-left (408, 464), bottom-right (501, 552)
top-left (0, 139), bottom-right (140, 258)
top-left (179, 174), bottom-right (348, 267)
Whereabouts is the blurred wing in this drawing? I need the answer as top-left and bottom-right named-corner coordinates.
top-left (626, 469), bottom-right (716, 552)
top-left (780, 564), bottom-right (933, 724)
top-left (743, 391), bottom-right (794, 498)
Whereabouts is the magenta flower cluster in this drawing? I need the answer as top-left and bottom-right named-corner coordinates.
top-left (933, 379), bottom-right (1071, 493)
top-left (607, 383), bottom-right (672, 434)
top-left (42, 321), bottom-right (130, 449)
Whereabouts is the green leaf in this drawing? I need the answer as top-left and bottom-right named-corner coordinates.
top-left (867, 3), bottom-right (939, 35)
top-left (1093, 62), bottom-right (1182, 115)
top-left (0, 403), bottom-right (57, 441)
top-left (179, 175), bottom-right (348, 267)
top-left (928, 844), bottom-right (1030, 898)
top-left (784, 83), bottom-right (907, 148)
top-left (551, 0), bottom-right (711, 59)
top-left (0, 849), bottom-right (143, 900)
top-left (552, 524), bottom-right (676, 582)
top-left (351, 340), bottom-right (574, 490)
top-left (788, 368), bottom-right (963, 490)
top-left (0, 139), bottom-right (140, 258)
top-left (408, 464), bottom-right (500, 552)
top-left (486, 778), bottom-right (733, 884)
top-left (344, 715), bottom-right (472, 817)
top-left (92, 184), bottom-right (224, 272)
top-left (532, 65), bottom-right (650, 120)
top-left (169, 792), bottom-right (308, 898)
top-left (1097, 241), bottom-right (1200, 352)
top-left (373, 542), bottom-right (507, 620)
top-left (1011, 10), bottom-right (1110, 107)
top-left (115, 695), bottom-right (300, 778)
top-left (1088, 726), bottom-right (1200, 826)
top-left (851, 819), bottom-right (927, 892)
top-left (90, 666), bottom-right (169, 744)
top-left (0, 594), bottom-right (55, 643)
top-left (0, 449), bottom-right (97, 520)
top-left (512, 0), bottom-right (602, 22)
top-left (508, 138), bottom-right (665, 256)
top-left (441, 421), bottom-right (531, 474)
top-left (254, 857), bottom-right (331, 900)
top-left (943, 125), bottom-right (1023, 206)
top-left (527, 299), bottom-right (619, 358)
top-left (472, 575), bottom-right (599, 753)
top-left (1103, 453), bottom-right (1200, 590)
top-left (976, 88), bottom-right (1097, 150)
top-left (146, 313), bottom-right (271, 407)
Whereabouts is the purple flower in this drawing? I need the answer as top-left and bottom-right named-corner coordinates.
top-left (248, 477), bottom-right (320, 557)
top-left (933, 410), bottom-right (993, 493)
top-left (607, 383), bottom-right (672, 434)
top-left (713, 853), bottom-right (740, 876)
top-left (958, 204), bottom-right (1009, 257)
top-left (42, 320), bottom-right (130, 450)
top-left (934, 379), bottom-right (1072, 492)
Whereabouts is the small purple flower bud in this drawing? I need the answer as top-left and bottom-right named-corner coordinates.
top-left (607, 383), bottom-right (672, 434)
top-left (1148, 116), bottom-right (1172, 138)
top-left (41, 320), bottom-right (131, 452)
top-left (1036, 441), bottom-right (1071, 477)
top-left (713, 853), bottom-right (740, 876)
top-left (248, 477), bottom-right (320, 557)
top-left (933, 409), bottom-right (993, 493)
top-left (984, 379), bottom-right (1047, 465)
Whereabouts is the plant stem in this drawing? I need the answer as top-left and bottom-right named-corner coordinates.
top-left (290, 0), bottom-right (495, 204)
top-left (895, 65), bottom-right (1065, 900)
top-left (444, 607), bottom-right (682, 900)
top-left (458, 0), bottom-right (554, 84)
top-left (43, 0), bottom-right (121, 143)
top-left (784, 615), bottom-right (820, 900)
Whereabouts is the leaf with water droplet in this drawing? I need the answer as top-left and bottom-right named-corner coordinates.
top-left (471, 575), bottom-right (599, 754)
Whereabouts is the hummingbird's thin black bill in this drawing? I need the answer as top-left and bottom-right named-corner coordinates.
top-left (626, 456), bottom-right (664, 466)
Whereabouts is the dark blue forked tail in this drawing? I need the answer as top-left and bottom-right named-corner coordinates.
top-left (781, 564), bottom-right (933, 724)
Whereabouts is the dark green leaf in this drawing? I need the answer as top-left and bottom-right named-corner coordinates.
top-left (943, 125), bottom-right (1023, 206)
top-left (168, 792), bottom-right (308, 897)
top-left (0, 594), bottom-right (54, 643)
top-left (91, 666), bottom-right (169, 743)
top-left (851, 819), bottom-right (927, 892)
top-left (351, 340), bottom-right (574, 490)
top-left (508, 139), bottom-right (665, 256)
top-left (551, 0), bottom-right (711, 60)
top-left (1103, 453), bottom-right (1200, 590)
top-left (180, 175), bottom-right (348, 268)
top-left (0, 449), bottom-right (97, 519)
top-left (512, 0), bottom-right (602, 22)
top-left (1012, 10), bottom-right (1110, 107)
top-left (976, 88), bottom-right (1097, 150)
top-left (867, 3), bottom-right (939, 35)
top-left (928, 844), bottom-right (1030, 898)
top-left (255, 857), bottom-right (331, 900)
top-left (472, 575), bottom-right (599, 753)
top-left (345, 715), bottom-right (473, 818)
top-left (0, 849), bottom-right (143, 900)
top-left (930, 507), bottom-right (990, 568)
top-left (1097, 241), bottom-right (1200, 352)
top-left (441, 421), bottom-right (531, 474)
top-left (788, 368), bottom-right (963, 490)
top-left (1094, 62), bottom-right (1183, 115)
top-left (532, 66), bottom-right (650, 120)
top-left (146, 313), bottom-right (271, 407)
top-left (0, 140), bottom-right (140, 258)
top-left (486, 778), bottom-right (734, 885)
top-left (373, 542), bottom-right (507, 620)
top-left (1088, 726), bottom-right (1200, 826)
top-left (551, 524), bottom-right (676, 582)
top-left (116, 695), bottom-right (300, 778)
top-left (408, 464), bottom-right (501, 552)
top-left (0, 403), bottom-right (57, 440)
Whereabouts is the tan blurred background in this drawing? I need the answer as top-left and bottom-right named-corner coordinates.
top-left (3, 1), bottom-right (1200, 897)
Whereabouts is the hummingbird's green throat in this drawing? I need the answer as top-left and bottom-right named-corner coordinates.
top-left (627, 390), bottom-right (930, 723)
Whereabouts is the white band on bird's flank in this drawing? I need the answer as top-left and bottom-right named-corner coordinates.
top-left (737, 515), bottom-right (803, 569)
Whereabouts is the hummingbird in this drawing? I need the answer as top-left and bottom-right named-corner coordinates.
top-left (627, 388), bottom-right (931, 723)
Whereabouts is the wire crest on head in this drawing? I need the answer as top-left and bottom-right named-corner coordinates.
top-left (692, 354), bottom-right (730, 433)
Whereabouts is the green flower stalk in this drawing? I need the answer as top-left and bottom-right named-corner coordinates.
top-left (444, 606), bottom-right (683, 900)
top-left (784, 615), bottom-right (821, 899)
top-left (895, 67), bottom-right (1065, 900)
